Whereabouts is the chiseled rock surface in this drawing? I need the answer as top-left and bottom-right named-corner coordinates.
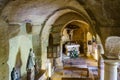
top-left (0, 0), bottom-right (9, 11)
top-left (0, 18), bottom-right (20, 80)
top-left (1, 0), bottom-right (85, 25)
top-left (0, 18), bottom-right (9, 80)
top-left (105, 36), bottom-right (120, 57)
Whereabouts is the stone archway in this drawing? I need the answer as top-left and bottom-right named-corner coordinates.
top-left (61, 20), bottom-right (90, 55)
top-left (40, 8), bottom-right (95, 69)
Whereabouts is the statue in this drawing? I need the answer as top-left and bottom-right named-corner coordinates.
top-left (11, 67), bottom-right (19, 80)
top-left (87, 40), bottom-right (92, 56)
top-left (26, 48), bottom-right (35, 80)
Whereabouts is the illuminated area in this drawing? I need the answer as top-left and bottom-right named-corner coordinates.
top-left (0, 0), bottom-right (120, 80)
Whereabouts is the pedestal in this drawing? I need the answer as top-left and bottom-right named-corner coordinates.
top-left (102, 54), bottom-right (120, 80)
top-left (104, 61), bottom-right (118, 80)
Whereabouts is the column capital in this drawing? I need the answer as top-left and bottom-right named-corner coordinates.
top-left (104, 61), bottom-right (118, 66)
top-left (101, 54), bottom-right (120, 64)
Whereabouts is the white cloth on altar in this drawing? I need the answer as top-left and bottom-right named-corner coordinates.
top-left (65, 44), bottom-right (80, 56)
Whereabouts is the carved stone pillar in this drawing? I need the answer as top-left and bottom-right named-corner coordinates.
top-left (102, 55), bottom-right (120, 80)
top-left (104, 61), bottom-right (118, 80)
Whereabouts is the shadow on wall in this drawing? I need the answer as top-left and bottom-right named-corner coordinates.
top-left (15, 48), bottom-right (22, 79)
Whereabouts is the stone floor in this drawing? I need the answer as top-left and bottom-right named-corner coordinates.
top-left (51, 54), bottom-right (99, 80)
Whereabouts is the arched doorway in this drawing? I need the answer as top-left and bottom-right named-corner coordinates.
top-left (40, 8), bottom-right (96, 70)
top-left (38, 5), bottom-right (104, 79)
top-left (61, 20), bottom-right (90, 57)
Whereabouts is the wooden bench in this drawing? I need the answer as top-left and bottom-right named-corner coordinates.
top-left (63, 66), bottom-right (89, 77)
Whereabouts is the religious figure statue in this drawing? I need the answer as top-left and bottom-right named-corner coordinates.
top-left (87, 40), bottom-right (92, 56)
top-left (26, 48), bottom-right (36, 80)
top-left (11, 67), bottom-right (19, 80)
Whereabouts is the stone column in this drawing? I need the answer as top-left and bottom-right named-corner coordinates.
top-left (104, 61), bottom-right (118, 80)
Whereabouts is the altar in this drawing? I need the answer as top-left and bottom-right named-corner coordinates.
top-left (65, 44), bottom-right (80, 57)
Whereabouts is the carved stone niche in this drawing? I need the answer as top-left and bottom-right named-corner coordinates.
top-left (26, 23), bottom-right (32, 34)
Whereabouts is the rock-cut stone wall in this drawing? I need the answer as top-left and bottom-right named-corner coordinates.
top-left (0, 18), bottom-right (20, 80)
top-left (0, 20), bottom-right (9, 80)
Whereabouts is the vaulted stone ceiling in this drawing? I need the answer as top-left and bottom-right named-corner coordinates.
top-left (77, 0), bottom-right (120, 26)
top-left (0, 0), bottom-right (120, 27)
top-left (0, 0), bottom-right (119, 26)
top-left (0, 0), bottom-right (120, 42)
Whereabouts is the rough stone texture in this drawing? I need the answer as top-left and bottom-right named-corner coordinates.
top-left (0, 0), bottom-right (120, 79)
top-left (0, 19), bottom-right (9, 80)
top-left (78, 0), bottom-right (120, 26)
top-left (0, 63), bottom-right (9, 80)
top-left (1, 0), bottom-right (86, 25)
top-left (8, 24), bottom-right (20, 38)
top-left (105, 36), bottom-right (120, 57)
top-left (32, 34), bottom-right (41, 68)
top-left (103, 0), bottom-right (120, 26)
top-left (1, 0), bottom-right (120, 27)
top-left (99, 27), bottom-right (120, 45)
top-left (0, 18), bottom-right (20, 80)
top-left (0, 0), bottom-right (9, 12)
top-left (0, 0), bottom-right (120, 40)
top-left (78, 0), bottom-right (120, 42)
